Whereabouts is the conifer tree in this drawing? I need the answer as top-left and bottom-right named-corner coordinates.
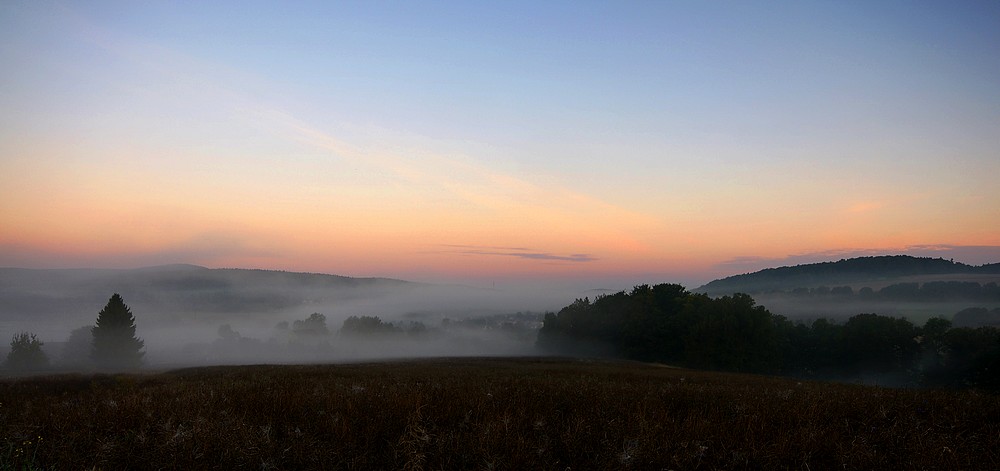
top-left (91, 293), bottom-right (145, 369)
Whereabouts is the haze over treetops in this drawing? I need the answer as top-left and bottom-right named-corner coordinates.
top-left (2, 1), bottom-right (998, 287)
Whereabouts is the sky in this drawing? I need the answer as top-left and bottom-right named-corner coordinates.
top-left (1, 1), bottom-right (999, 289)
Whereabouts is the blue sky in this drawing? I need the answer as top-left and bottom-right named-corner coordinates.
top-left (1, 1), bottom-right (998, 286)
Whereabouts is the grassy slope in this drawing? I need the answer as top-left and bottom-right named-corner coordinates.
top-left (2, 357), bottom-right (998, 470)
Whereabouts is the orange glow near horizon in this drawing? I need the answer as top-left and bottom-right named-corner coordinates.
top-left (2, 3), bottom-right (999, 286)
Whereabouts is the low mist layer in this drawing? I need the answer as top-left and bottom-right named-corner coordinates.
top-left (0, 266), bottom-right (580, 369)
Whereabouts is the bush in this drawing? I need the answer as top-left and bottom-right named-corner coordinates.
top-left (5, 332), bottom-right (49, 371)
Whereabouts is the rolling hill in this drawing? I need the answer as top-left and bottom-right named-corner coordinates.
top-left (695, 255), bottom-right (1000, 296)
top-left (0, 264), bottom-right (415, 317)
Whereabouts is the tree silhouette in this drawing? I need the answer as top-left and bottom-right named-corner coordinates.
top-left (6, 332), bottom-right (49, 371)
top-left (340, 315), bottom-right (399, 336)
top-left (293, 313), bottom-right (330, 337)
top-left (91, 293), bottom-right (144, 369)
top-left (61, 325), bottom-right (94, 368)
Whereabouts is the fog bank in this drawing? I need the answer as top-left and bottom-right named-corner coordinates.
top-left (0, 265), bottom-right (589, 370)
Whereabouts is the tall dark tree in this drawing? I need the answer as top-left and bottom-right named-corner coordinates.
top-left (91, 293), bottom-right (144, 369)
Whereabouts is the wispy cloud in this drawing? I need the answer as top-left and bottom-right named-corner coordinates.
top-left (440, 244), bottom-right (532, 252)
top-left (437, 245), bottom-right (597, 263)
top-left (53, 7), bottom-right (659, 270)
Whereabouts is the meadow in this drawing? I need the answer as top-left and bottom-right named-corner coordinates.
top-left (2, 357), bottom-right (998, 470)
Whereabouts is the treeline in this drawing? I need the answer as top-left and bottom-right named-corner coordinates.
top-left (953, 307), bottom-right (1000, 328)
top-left (273, 313), bottom-right (429, 340)
top-left (537, 284), bottom-right (1000, 389)
top-left (780, 280), bottom-right (1000, 303)
top-left (271, 312), bottom-right (541, 340)
top-left (204, 314), bottom-right (430, 360)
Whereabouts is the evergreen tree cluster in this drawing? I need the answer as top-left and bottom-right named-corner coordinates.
top-left (538, 284), bottom-right (1000, 388)
top-left (3, 294), bottom-right (146, 372)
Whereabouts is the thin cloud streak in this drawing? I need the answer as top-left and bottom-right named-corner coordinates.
top-left (45, 7), bottom-right (658, 272)
top-left (438, 245), bottom-right (597, 263)
top-left (8, 4), bottom-right (995, 283)
top-left (440, 244), bottom-right (533, 252)
top-left (265, 108), bottom-right (658, 230)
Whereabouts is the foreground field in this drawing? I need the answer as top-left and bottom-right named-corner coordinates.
top-left (2, 358), bottom-right (999, 469)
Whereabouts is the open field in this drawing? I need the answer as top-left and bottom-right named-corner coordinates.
top-left (2, 357), bottom-right (999, 470)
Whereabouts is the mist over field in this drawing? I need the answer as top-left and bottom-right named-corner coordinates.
top-left (2, 2), bottom-right (1000, 468)
top-left (5, 256), bottom-right (1000, 374)
top-left (0, 265), bottom-right (579, 369)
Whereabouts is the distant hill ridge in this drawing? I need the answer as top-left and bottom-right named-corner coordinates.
top-left (0, 264), bottom-right (413, 286)
top-left (0, 265), bottom-right (419, 324)
top-left (696, 255), bottom-right (1000, 296)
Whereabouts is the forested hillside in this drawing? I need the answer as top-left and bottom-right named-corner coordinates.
top-left (697, 255), bottom-right (1000, 296)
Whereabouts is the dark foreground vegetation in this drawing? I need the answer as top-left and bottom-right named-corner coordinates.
top-left (2, 357), bottom-right (999, 470)
top-left (539, 284), bottom-right (1000, 388)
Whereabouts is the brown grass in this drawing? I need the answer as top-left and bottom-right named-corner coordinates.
top-left (2, 357), bottom-right (998, 470)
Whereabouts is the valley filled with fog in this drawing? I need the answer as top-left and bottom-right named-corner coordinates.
top-left (4, 257), bottom-right (1000, 381)
top-left (0, 265), bottom-right (576, 368)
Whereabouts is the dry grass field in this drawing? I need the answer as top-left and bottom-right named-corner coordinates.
top-left (2, 357), bottom-right (999, 470)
